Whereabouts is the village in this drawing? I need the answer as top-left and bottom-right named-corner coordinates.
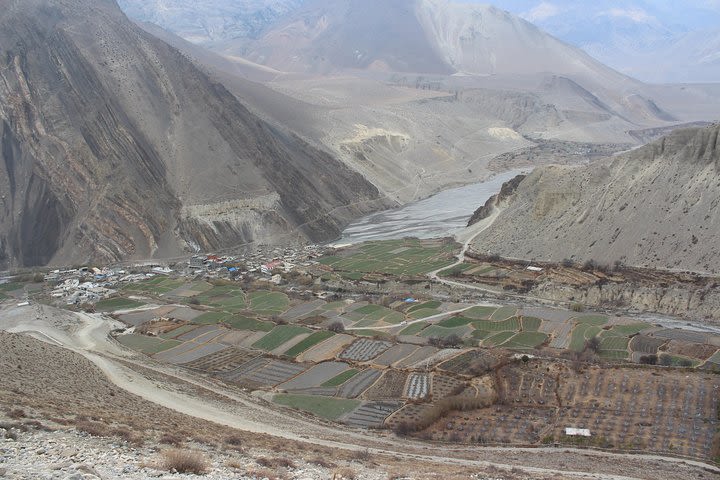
top-left (40, 244), bottom-right (334, 308)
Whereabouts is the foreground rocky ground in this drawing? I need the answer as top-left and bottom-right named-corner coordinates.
top-left (0, 426), bottom-right (386, 480)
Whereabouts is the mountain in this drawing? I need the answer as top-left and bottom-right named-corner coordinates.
top-left (470, 124), bottom-right (720, 274)
top-left (0, 0), bottom-right (386, 267)
top-left (217, 0), bottom-right (639, 81)
top-left (123, 0), bottom-right (716, 210)
top-left (116, 0), bottom-right (304, 44)
top-left (514, 1), bottom-right (720, 84)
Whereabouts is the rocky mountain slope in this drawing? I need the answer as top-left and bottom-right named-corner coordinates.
top-left (219, 0), bottom-right (640, 81)
top-left (471, 124), bottom-right (720, 274)
top-left (116, 0), bottom-right (303, 44)
top-left (0, 0), bottom-right (386, 267)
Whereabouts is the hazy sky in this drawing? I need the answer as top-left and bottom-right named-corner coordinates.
top-left (494, 0), bottom-right (720, 30)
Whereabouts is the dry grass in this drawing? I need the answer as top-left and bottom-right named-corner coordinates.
top-left (246, 467), bottom-right (286, 480)
top-left (256, 456), bottom-right (296, 469)
top-left (308, 456), bottom-right (337, 469)
top-left (7, 408), bottom-right (26, 419)
top-left (225, 458), bottom-right (244, 470)
top-left (75, 420), bottom-right (109, 437)
top-left (159, 432), bottom-right (184, 446)
top-left (161, 448), bottom-right (209, 475)
top-left (112, 426), bottom-right (143, 446)
top-left (333, 467), bottom-right (358, 479)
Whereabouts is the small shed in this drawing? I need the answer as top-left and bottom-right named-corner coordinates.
top-left (564, 427), bottom-right (591, 437)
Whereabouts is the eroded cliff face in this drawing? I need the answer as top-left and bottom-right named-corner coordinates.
top-left (0, 0), bottom-right (386, 267)
top-left (472, 124), bottom-right (720, 274)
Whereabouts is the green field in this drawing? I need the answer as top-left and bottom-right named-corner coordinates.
top-left (490, 306), bottom-right (517, 320)
top-left (473, 317), bottom-right (520, 332)
top-left (438, 316), bottom-right (475, 328)
top-left (483, 331), bottom-right (516, 347)
top-left (521, 317), bottom-right (542, 332)
top-left (408, 301), bottom-right (442, 313)
top-left (398, 321), bottom-right (428, 336)
top-left (599, 350), bottom-right (630, 360)
top-left (463, 306), bottom-right (498, 319)
top-left (319, 239), bottom-right (458, 277)
top-left (471, 330), bottom-right (492, 340)
top-left (224, 315), bottom-right (275, 332)
top-left (0, 282), bottom-right (23, 294)
top-left (252, 325), bottom-right (312, 351)
top-left (95, 297), bottom-right (144, 312)
top-left (116, 334), bottom-right (181, 354)
top-left (283, 331), bottom-right (335, 358)
top-left (193, 311), bottom-right (230, 325)
top-left (248, 291), bottom-right (289, 315)
top-left (193, 285), bottom-right (246, 310)
top-left (599, 335), bottom-right (630, 351)
top-left (569, 324), bottom-right (603, 351)
top-left (159, 324), bottom-right (197, 339)
top-left (273, 394), bottom-right (361, 420)
top-left (354, 304), bottom-right (384, 315)
top-left (420, 325), bottom-right (469, 339)
top-left (322, 369), bottom-right (360, 387)
top-left (503, 332), bottom-right (549, 349)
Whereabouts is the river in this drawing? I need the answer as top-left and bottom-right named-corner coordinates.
top-left (333, 169), bottom-right (527, 245)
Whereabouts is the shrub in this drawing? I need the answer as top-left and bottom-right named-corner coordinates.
top-left (188, 298), bottom-right (200, 305)
top-left (7, 409), bottom-right (26, 419)
top-left (159, 432), bottom-right (184, 446)
top-left (161, 449), bottom-right (209, 475)
top-left (75, 421), bottom-right (109, 437)
top-left (570, 303), bottom-right (585, 312)
top-left (112, 427), bottom-right (142, 446)
top-left (639, 354), bottom-right (657, 365)
top-left (223, 434), bottom-right (243, 446)
top-left (584, 336), bottom-right (601, 353)
top-left (328, 322), bottom-right (345, 333)
top-left (256, 457), bottom-right (296, 469)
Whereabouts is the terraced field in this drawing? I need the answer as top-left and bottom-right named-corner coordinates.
top-left (273, 394), bottom-right (361, 420)
top-left (337, 369), bottom-right (383, 398)
top-left (95, 297), bottom-right (145, 312)
top-left (115, 334), bottom-right (180, 354)
top-left (339, 339), bottom-right (392, 362)
top-left (283, 331), bottom-right (335, 358)
top-left (406, 373), bottom-right (429, 399)
top-left (343, 401), bottom-right (403, 428)
top-left (318, 239), bottom-right (458, 277)
top-left (252, 325), bottom-right (312, 351)
top-left (122, 277), bottom-right (184, 295)
top-left (247, 291), bottom-right (289, 315)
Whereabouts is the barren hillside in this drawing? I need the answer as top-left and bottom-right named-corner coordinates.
top-left (471, 124), bottom-right (720, 274)
top-left (0, 0), bottom-right (387, 267)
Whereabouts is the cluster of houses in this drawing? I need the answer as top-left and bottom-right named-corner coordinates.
top-left (186, 244), bottom-right (330, 280)
top-left (39, 244), bottom-right (332, 306)
top-left (46, 267), bottom-right (132, 305)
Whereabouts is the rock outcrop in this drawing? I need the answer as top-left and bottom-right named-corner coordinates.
top-left (467, 174), bottom-right (526, 227)
top-left (472, 124), bottom-right (720, 274)
top-left (0, 0), bottom-right (387, 267)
